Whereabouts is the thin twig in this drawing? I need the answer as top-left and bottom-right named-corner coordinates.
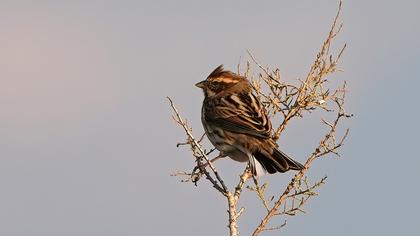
top-left (167, 97), bottom-right (228, 194)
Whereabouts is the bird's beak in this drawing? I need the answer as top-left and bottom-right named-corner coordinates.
top-left (195, 80), bottom-right (206, 88)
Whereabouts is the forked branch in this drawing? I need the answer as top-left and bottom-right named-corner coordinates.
top-left (168, 1), bottom-right (349, 235)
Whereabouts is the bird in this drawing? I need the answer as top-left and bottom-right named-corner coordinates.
top-left (196, 65), bottom-right (304, 176)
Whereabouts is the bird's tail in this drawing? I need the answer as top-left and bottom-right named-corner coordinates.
top-left (250, 148), bottom-right (304, 175)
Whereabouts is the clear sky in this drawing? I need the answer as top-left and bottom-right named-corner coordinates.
top-left (1, 0), bottom-right (419, 235)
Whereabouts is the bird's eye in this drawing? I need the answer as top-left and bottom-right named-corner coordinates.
top-left (209, 82), bottom-right (223, 91)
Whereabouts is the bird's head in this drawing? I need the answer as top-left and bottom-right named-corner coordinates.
top-left (195, 65), bottom-right (248, 98)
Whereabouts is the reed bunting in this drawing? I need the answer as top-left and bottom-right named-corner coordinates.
top-left (196, 65), bottom-right (304, 176)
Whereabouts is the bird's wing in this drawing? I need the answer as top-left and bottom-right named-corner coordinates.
top-left (205, 92), bottom-right (272, 139)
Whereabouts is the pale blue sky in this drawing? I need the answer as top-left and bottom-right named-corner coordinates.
top-left (1, 1), bottom-right (419, 235)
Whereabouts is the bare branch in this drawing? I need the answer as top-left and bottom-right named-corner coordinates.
top-left (167, 97), bottom-right (228, 194)
top-left (168, 1), bottom-right (349, 236)
top-left (252, 1), bottom-right (349, 235)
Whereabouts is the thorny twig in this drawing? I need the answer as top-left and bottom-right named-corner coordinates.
top-left (167, 97), bottom-right (227, 194)
top-left (251, 2), bottom-right (351, 234)
top-left (168, 1), bottom-right (349, 235)
top-left (168, 97), bottom-right (248, 236)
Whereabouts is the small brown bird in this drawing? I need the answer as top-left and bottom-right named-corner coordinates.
top-left (196, 65), bottom-right (304, 176)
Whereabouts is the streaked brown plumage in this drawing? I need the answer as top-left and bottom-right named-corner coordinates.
top-left (196, 65), bottom-right (304, 175)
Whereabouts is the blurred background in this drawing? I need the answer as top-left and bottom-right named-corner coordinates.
top-left (1, 0), bottom-right (419, 235)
